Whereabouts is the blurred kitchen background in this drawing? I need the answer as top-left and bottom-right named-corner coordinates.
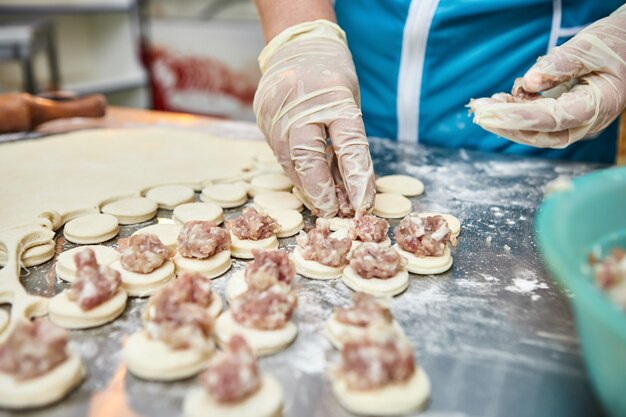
top-left (0, 0), bottom-right (263, 120)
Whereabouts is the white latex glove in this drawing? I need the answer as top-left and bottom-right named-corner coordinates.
top-left (469, 4), bottom-right (626, 148)
top-left (253, 19), bottom-right (376, 218)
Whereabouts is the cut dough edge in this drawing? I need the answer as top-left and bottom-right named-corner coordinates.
top-left (230, 234), bottom-right (279, 259)
top-left (341, 266), bottom-right (409, 297)
top-left (291, 246), bottom-right (344, 280)
top-left (394, 245), bottom-right (453, 275)
top-left (324, 314), bottom-right (405, 350)
top-left (173, 251), bottom-right (232, 278)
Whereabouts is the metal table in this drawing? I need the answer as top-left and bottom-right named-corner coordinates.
top-left (2, 134), bottom-right (604, 417)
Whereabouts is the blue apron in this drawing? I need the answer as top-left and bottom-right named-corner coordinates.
top-left (335, 0), bottom-right (622, 163)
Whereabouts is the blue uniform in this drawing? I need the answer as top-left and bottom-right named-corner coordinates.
top-left (335, 0), bottom-right (623, 163)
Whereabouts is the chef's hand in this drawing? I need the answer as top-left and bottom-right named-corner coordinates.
top-left (469, 4), bottom-right (626, 148)
top-left (253, 19), bottom-right (376, 218)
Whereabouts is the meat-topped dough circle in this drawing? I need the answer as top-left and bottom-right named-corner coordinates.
top-left (375, 175), bottom-right (425, 197)
top-left (56, 245), bottom-right (120, 282)
top-left (132, 223), bottom-right (181, 255)
top-left (261, 209), bottom-right (304, 238)
top-left (100, 196), bottom-right (158, 225)
top-left (341, 244), bottom-right (409, 297)
top-left (227, 208), bottom-right (280, 259)
top-left (173, 221), bottom-right (232, 278)
top-left (334, 213), bottom-right (392, 250)
top-left (145, 184), bottom-right (195, 210)
top-left (63, 213), bottom-right (119, 244)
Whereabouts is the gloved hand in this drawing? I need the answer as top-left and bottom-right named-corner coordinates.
top-left (469, 4), bottom-right (626, 148)
top-left (253, 19), bottom-right (375, 218)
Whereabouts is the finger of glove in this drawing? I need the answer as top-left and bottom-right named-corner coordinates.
top-left (289, 123), bottom-right (338, 218)
top-left (327, 105), bottom-right (376, 213)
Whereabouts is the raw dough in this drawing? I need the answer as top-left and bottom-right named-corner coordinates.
top-left (331, 366), bottom-right (430, 416)
top-left (324, 313), bottom-right (405, 350)
top-left (110, 259), bottom-right (175, 297)
top-left (48, 289), bottom-right (128, 329)
top-left (124, 330), bottom-right (215, 381)
top-left (291, 246), bottom-right (344, 280)
top-left (372, 194), bottom-right (413, 219)
top-left (145, 185), bottom-right (195, 210)
top-left (418, 212), bottom-right (461, 238)
top-left (375, 175), bottom-right (425, 197)
top-left (0, 240), bottom-right (55, 267)
top-left (341, 266), bottom-right (409, 297)
top-left (200, 183), bottom-right (248, 208)
top-left (0, 309), bottom-right (8, 334)
top-left (173, 250), bottom-right (232, 279)
top-left (394, 244), bottom-right (453, 275)
top-left (55, 245), bottom-right (120, 282)
top-left (291, 187), bottom-right (314, 211)
top-left (249, 173), bottom-right (293, 196)
top-left (184, 375), bottom-right (283, 417)
top-left (101, 196), bottom-right (158, 225)
top-left (328, 217), bottom-right (351, 231)
top-left (215, 311), bottom-right (297, 357)
top-left (63, 213), bottom-right (119, 244)
top-left (0, 353), bottom-right (85, 410)
top-left (230, 233), bottom-right (279, 259)
top-left (254, 192), bottom-right (303, 212)
top-left (173, 202), bottom-right (224, 225)
top-left (331, 228), bottom-right (392, 251)
top-left (261, 209), bottom-right (304, 238)
top-left (225, 270), bottom-right (247, 303)
top-left (132, 223), bottom-right (181, 254)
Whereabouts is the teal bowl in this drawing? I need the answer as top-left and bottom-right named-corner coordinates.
top-left (536, 166), bottom-right (626, 417)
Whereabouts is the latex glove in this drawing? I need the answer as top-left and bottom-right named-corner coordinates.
top-left (253, 19), bottom-right (376, 217)
top-left (468, 4), bottom-right (626, 148)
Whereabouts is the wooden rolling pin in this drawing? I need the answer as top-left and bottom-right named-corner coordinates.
top-left (0, 92), bottom-right (106, 133)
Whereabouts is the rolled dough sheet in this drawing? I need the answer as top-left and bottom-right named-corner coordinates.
top-left (145, 185), bottom-right (195, 210)
top-left (375, 175), bottom-right (425, 197)
top-left (291, 246), bottom-right (344, 280)
top-left (100, 196), bottom-right (158, 225)
top-left (230, 233), bottom-right (279, 259)
top-left (110, 259), bottom-right (175, 297)
top-left (393, 244), bottom-right (453, 275)
top-left (200, 183), bottom-right (248, 208)
top-left (63, 213), bottom-right (119, 244)
top-left (372, 193), bottom-right (413, 219)
top-left (48, 289), bottom-right (128, 329)
top-left (261, 209), bottom-right (304, 238)
top-left (132, 223), bottom-right (182, 254)
top-left (341, 266), bottom-right (409, 297)
top-left (173, 250), bottom-right (232, 279)
top-left (254, 192), bottom-right (303, 212)
top-left (249, 173), bottom-right (293, 196)
top-left (0, 240), bottom-right (55, 267)
top-left (173, 202), bottom-right (224, 225)
top-left (55, 245), bottom-right (120, 282)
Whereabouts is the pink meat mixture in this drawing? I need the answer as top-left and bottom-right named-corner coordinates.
top-left (177, 221), bottom-right (230, 259)
top-left (121, 233), bottom-right (168, 273)
top-left (245, 249), bottom-right (296, 289)
top-left (68, 248), bottom-right (121, 311)
top-left (231, 283), bottom-right (297, 330)
top-left (335, 293), bottom-right (393, 327)
top-left (348, 214), bottom-right (389, 243)
top-left (296, 219), bottom-right (351, 267)
top-left (349, 244), bottom-right (406, 279)
top-left (227, 208), bottom-right (279, 241)
top-left (336, 183), bottom-right (355, 219)
top-left (395, 214), bottom-right (451, 257)
top-left (592, 248), bottom-right (626, 290)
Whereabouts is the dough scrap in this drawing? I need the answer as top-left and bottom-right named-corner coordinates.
top-left (0, 240), bottom-right (55, 267)
top-left (55, 245), bottom-right (120, 282)
top-left (375, 175), bottom-right (425, 197)
top-left (341, 266), bottom-right (409, 297)
top-left (249, 173), bottom-right (293, 196)
top-left (291, 246), bottom-right (344, 280)
top-left (215, 311), bottom-right (297, 357)
top-left (110, 259), bottom-right (175, 297)
top-left (225, 270), bottom-right (247, 303)
top-left (230, 233), bottom-right (279, 259)
top-left (101, 196), bottom-right (158, 225)
top-left (145, 185), bottom-right (195, 210)
top-left (184, 375), bottom-right (283, 417)
top-left (254, 191), bottom-right (303, 212)
top-left (324, 313), bottom-right (405, 350)
top-left (48, 289), bottom-right (128, 329)
top-left (63, 213), bottom-right (119, 244)
top-left (393, 244), bottom-right (453, 275)
top-left (124, 330), bottom-right (215, 381)
top-left (132, 223), bottom-right (181, 254)
top-left (200, 183), bottom-right (248, 208)
top-left (173, 250), bottom-right (232, 279)
top-left (372, 194), bottom-right (413, 219)
top-left (173, 202), bottom-right (224, 225)
top-left (261, 209), bottom-right (304, 238)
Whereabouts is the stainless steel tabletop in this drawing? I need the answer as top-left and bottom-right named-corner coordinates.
top-left (1, 136), bottom-right (604, 417)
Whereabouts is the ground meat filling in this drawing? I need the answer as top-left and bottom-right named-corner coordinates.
top-left (348, 214), bottom-right (389, 243)
top-left (231, 281), bottom-right (297, 330)
top-left (121, 233), bottom-right (168, 273)
top-left (336, 183), bottom-right (355, 219)
top-left (227, 208), bottom-right (279, 241)
top-left (68, 248), bottom-right (122, 311)
top-left (395, 214), bottom-right (451, 257)
top-left (349, 244), bottom-right (406, 279)
top-left (200, 335), bottom-right (261, 404)
top-left (0, 319), bottom-right (68, 381)
top-left (296, 219), bottom-right (351, 267)
top-left (336, 326), bottom-right (415, 391)
top-left (335, 293), bottom-right (393, 327)
top-left (144, 272), bottom-right (214, 351)
top-left (245, 249), bottom-right (296, 289)
top-left (591, 248), bottom-right (626, 307)
top-left (177, 221), bottom-right (231, 259)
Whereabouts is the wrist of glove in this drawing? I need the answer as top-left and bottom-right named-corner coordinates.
top-left (469, 4), bottom-right (626, 149)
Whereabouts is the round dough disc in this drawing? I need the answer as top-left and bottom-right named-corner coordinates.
top-left (145, 185), bottom-right (195, 210)
top-left (64, 213), bottom-right (119, 244)
top-left (56, 245), bottom-right (120, 282)
top-left (173, 202), bottom-right (224, 225)
top-left (254, 146), bottom-right (279, 165)
top-left (249, 173), bottom-right (293, 196)
top-left (393, 244), bottom-right (453, 275)
top-left (173, 250), bottom-right (232, 279)
top-left (200, 183), bottom-right (248, 208)
top-left (0, 241), bottom-right (56, 267)
top-left (101, 197), bottom-right (158, 225)
top-left (375, 175), bottom-right (425, 197)
top-left (124, 330), bottom-right (215, 381)
top-left (341, 266), bottom-right (409, 297)
top-left (225, 270), bottom-right (247, 303)
top-left (254, 191), bottom-right (303, 212)
top-left (291, 246), bottom-right (344, 280)
top-left (132, 223), bottom-right (182, 254)
top-left (48, 289), bottom-right (127, 329)
top-left (230, 233), bottom-right (279, 259)
top-left (262, 209), bottom-right (303, 238)
top-left (418, 212), bottom-right (461, 237)
top-left (110, 259), bottom-right (175, 297)
top-left (372, 193), bottom-right (413, 219)
top-left (324, 313), bottom-right (405, 350)
top-left (215, 311), bottom-right (297, 357)
top-left (183, 375), bottom-right (283, 417)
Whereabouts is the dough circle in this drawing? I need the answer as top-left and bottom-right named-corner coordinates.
top-left (56, 245), bottom-right (120, 282)
top-left (63, 213), bottom-right (119, 244)
top-left (375, 175), bottom-right (425, 197)
top-left (110, 259), bottom-right (175, 297)
top-left (324, 313), bottom-right (405, 350)
top-left (249, 173), bottom-right (293, 196)
top-left (291, 246), bottom-right (344, 280)
top-left (254, 191), bottom-right (303, 212)
top-left (0, 241), bottom-right (56, 267)
top-left (0, 353), bottom-right (85, 410)
top-left (262, 209), bottom-right (303, 238)
top-left (132, 223), bottom-right (181, 254)
top-left (215, 311), bottom-right (297, 357)
top-left (48, 289), bottom-right (128, 329)
top-left (145, 185), bottom-right (195, 210)
top-left (230, 233), bottom-right (279, 259)
top-left (418, 212), bottom-right (461, 237)
top-left (101, 197), bottom-right (158, 224)
top-left (393, 244), bottom-right (453, 275)
top-left (328, 217), bottom-right (351, 231)
top-left (331, 366), bottom-right (431, 416)
top-left (183, 375), bottom-right (283, 417)
top-left (291, 187), bottom-right (314, 211)
top-left (225, 270), bottom-right (247, 303)
top-left (200, 183), bottom-right (248, 208)
top-left (372, 193), bottom-right (413, 219)
top-left (341, 266), bottom-right (409, 297)
top-left (0, 309), bottom-right (8, 334)
top-left (124, 331), bottom-right (215, 381)
top-left (173, 250), bottom-right (232, 279)
top-left (173, 202), bottom-right (224, 225)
